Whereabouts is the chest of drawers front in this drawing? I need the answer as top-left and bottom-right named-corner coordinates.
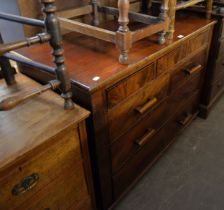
top-left (17, 18), bottom-right (215, 210)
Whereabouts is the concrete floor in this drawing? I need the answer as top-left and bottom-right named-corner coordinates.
top-left (115, 96), bottom-right (224, 210)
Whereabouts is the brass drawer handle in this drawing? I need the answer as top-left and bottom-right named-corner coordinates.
top-left (183, 64), bottom-right (202, 75)
top-left (11, 173), bottom-right (39, 196)
top-left (135, 97), bottom-right (158, 114)
top-left (135, 128), bottom-right (156, 147)
top-left (178, 113), bottom-right (193, 126)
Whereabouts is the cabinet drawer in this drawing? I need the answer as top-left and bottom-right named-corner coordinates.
top-left (107, 63), bottom-right (156, 109)
top-left (111, 99), bottom-right (169, 174)
top-left (157, 30), bottom-right (209, 74)
top-left (108, 73), bottom-right (169, 141)
top-left (169, 71), bottom-right (202, 115)
top-left (113, 92), bottom-right (199, 198)
top-left (170, 50), bottom-right (205, 93)
top-left (0, 128), bottom-right (87, 210)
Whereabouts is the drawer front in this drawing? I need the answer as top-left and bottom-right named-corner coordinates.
top-left (157, 30), bottom-right (209, 74)
top-left (170, 50), bottom-right (205, 93)
top-left (108, 73), bottom-right (169, 141)
top-left (111, 99), bottom-right (169, 174)
top-left (113, 92), bottom-right (200, 198)
top-left (107, 63), bottom-right (156, 109)
top-left (0, 128), bottom-right (88, 210)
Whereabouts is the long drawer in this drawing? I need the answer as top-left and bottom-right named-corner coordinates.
top-left (0, 128), bottom-right (88, 210)
top-left (113, 91), bottom-right (200, 198)
top-left (108, 73), bottom-right (169, 141)
top-left (111, 99), bottom-right (169, 174)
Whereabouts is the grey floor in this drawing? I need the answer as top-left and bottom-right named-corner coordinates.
top-left (115, 96), bottom-right (224, 210)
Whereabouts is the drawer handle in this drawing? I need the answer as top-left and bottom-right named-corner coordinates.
top-left (183, 64), bottom-right (202, 75)
top-left (135, 97), bottom-right (158, 114)
top-left (135, 128), bottom-right (156, 147)
top-left (178, 113), bottom-right (193, 126)
top-left (11, 173), bottom-right (39, 196)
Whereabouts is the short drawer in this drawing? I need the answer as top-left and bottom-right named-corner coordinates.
top-left (113, 92), bottom-right (200, 198)
top-left (0, 128), bottom-right (87, 210)
top-left (107, 63), bottom-right (156, 109)
top-left (157, 30), bottom-right (209, 74)
top-left (108, 73), bottom-right (169, 141)
top-left (111, 99), bottom-right (169, 174)
top-left (170, 50), bottom-right (205, 93)
top-left (186, 30), bottom-right (209, 55)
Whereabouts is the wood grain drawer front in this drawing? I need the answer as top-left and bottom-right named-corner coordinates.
top-left (0, 128), bottom-right (88, 210)
top-left (169, 73), bottom-right (202, 115)
top-left (186, 30), bottom-right (209, 55)
top-left (113, 92), bottom-right (200, 198)
top-left (111, 100), bottom-right (169, 174)
top-left (170, 50), bottom-right (205, 93)
top-left (108, 73), bottom-right (169, 142)
top-left (107, 63), bottom-right (156, 109)
top-left (157, 30), bottom-right (209, 75)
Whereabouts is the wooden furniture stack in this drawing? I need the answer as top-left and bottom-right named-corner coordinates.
top-left (17, 15), bottom-right (216, 209)
top-left (0, 73), bottom-right (93, 210)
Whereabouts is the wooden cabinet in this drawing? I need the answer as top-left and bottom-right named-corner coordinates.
top-left (17, 16), bottom-right (215, 209)
top-left (0, 74), bottom-right (93, 210)
top-left (200, 8), bottom-right (224, 118)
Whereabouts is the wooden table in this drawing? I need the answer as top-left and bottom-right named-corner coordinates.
top-left (17, 14), bottom-right (216, 209)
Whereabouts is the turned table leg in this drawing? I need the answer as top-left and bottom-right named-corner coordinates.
top-left (91, 0), bottom-right (100, 26)
top-left (158, 0), bottom-right (168, 44)
top-left (167, 0), bottom-right (176, 40)
top-left (41, 0), bottom-right (74, 110)
top-left (117, 0), bottom-right (131, 64)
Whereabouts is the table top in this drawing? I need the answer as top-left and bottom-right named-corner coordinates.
top-left (0, 73), bottom-right (89, 174)
top-left (17, 15), bottom-right (216, 92)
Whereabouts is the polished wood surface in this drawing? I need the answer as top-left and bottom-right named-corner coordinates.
top-left (0, 74), bottom-right (94, 210)
top-left (17, 16), bottom-right (216, 210)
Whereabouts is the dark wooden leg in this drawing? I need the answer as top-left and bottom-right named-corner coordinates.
top-left (117, 0), bottom-right (131, 64)
top-left (91, 0), bottom-right (100, 26)
top-left (41, 0), bottom-right (74, 110)
top-left (141, 0), bottom-right (150, 13)
top-left (158, 0), bottom-right (168, 44)
top-left (0, 34), bottom-right (15, 85)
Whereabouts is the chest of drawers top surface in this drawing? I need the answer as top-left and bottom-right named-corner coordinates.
top-left (17, 16), bottom-right (216, 92)
top-left (0, 74), bottom-right (89, 174)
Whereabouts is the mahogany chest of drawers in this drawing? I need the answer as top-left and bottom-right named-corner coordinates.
top-left (17, 16), bottom-right (215, 209)
top-left (0, 74), bottom-right (93, 210)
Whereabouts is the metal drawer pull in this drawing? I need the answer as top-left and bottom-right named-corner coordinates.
top-left (135, 97), bottom-right (158, 114)
top-left (183, 64), bottom-right (202, 75)
top-left (135, 128), bottom-right (156, 147)
top-left (11, 173), bottom-right (39, 196)
top-left (178, 113), bottom-right (193, 126)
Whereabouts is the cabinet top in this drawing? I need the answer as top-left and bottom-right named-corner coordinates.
top-left (17, 15), bottom-right (216, 92)
top-left (0, 73), bottom-right (89, 174)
